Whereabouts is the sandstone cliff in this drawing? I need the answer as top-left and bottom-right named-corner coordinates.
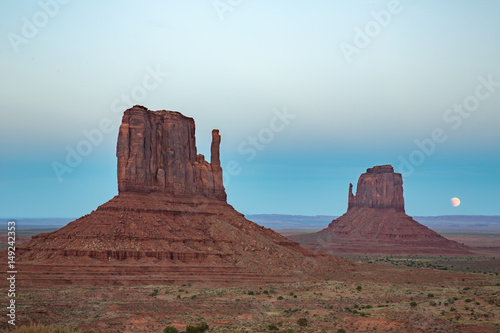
top-left (117, 105), bottom-right (226, 200)
top-left (348, 165), bottom-right (404, 212)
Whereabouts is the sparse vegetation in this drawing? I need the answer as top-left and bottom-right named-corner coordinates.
top-left (11, 324), bottom-right (85, 333)
top-left (185, 322), bottom-right (209, 333)
top-left (163, 326), bottom-right (179, 333)
top-left (297, 317), bottom-right (308, 326)
top-left (10, 253), bottom-right (500, 333)
top-left (267, 323), bottom-right (279, 331)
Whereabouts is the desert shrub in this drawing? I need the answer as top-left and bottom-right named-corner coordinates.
top-left (429, 301), bottom-right (437, 306)
top-left (197, 322), bottom-right (209, 331)
top-left (427, 293), bottom-right (434, 298)
top-left (248, 291), bottom-right (255, 295)
top-left (488, 298), bottom-right (500, 306)
top-left (465, 298), bottom-right (473, 303)
top-left (163, 327), bottom-right (179, 333)
top-left (356, 285), bottom-right (362, 291)
top-left (186, 325), bottom-right (198, 333)
top-left (263, 290), bottom-right (269, 295)
top-left (267, 323), bottom-right (279, 331)
top-left (297, 318), bottom-right (308, 326)
top-left (185, 322), bottom-right (209, 333)
top-left (277, 296), bottom-right (284, 300)
top-left (337, 328), bottom-right (347, 333)
top-left (410, 301), bottom-right (417, 307)
top-left (149, 289), bottom-right (159, 297)
top-left (186, 325), bottom-right (200, 333)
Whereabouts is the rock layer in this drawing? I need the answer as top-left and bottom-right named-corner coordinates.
top-left (13, 106), bottom-right (349, 286)
top-left (291, 165), bottom-right (470, 255)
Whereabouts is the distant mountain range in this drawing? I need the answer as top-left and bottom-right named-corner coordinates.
top-left (245, 214), bottom-right (500, 234)
top-left (2, 215), bottom-right (500, 233)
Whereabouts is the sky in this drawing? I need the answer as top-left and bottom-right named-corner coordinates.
top-left (1, 0), bottom-right (499, 218)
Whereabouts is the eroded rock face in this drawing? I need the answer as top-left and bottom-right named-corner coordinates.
top-left (117, 105), bottom-right (226, 201)
top-left (348, 165), bottom-right (404, 212)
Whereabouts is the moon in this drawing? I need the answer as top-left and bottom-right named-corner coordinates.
top-left (451, 197), bottom-right (461, 207)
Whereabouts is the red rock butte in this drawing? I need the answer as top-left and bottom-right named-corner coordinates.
top-left (117, 107), bottom-right (225, 200)
top-left (290, 165), bottom-right (470, 255)
top-left (13, 105), bottom-right (348, 286)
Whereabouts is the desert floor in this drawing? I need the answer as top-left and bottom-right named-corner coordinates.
top-left (2, 256), bottom-right (499, 333)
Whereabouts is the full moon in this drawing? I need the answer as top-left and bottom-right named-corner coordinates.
top-left (451, 197), bottom-right (461, 207)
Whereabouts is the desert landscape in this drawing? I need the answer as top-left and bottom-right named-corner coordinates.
top-left (3, 262), bottom-right (499, 333)
top-left (1, 107), bottom-right (499, 333)
top-left (2, 2), bottom-right (500, 333)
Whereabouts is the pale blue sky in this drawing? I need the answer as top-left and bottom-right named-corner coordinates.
top-left (1, 1), bottom-right (499, 218)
